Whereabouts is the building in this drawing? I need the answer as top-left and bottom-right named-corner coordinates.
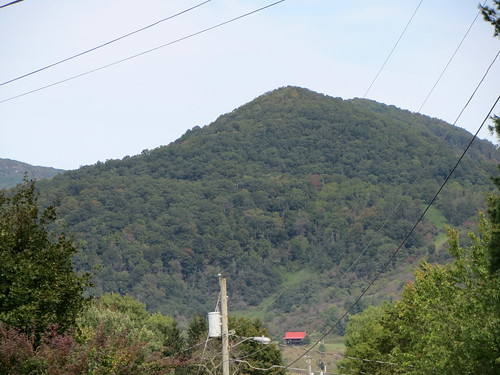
top-left (283, 331), bottom-right (306, 345)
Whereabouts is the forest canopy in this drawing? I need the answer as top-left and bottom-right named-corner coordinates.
top-left (32, 86), bottom-right (499, 332)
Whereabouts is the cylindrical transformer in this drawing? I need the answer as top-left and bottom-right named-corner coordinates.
top-left (208, 311), bottom-right (222, 338)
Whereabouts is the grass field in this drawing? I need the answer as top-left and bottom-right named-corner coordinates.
top-left (424, 205), bottom-right (449, 247)
top-left (231, 268), bottom-right (316, 319)
top-left (280, 337), bottom-right (346, 374)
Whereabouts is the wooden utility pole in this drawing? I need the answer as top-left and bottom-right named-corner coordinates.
top-left (306, 357), bottom-right (312, 375)
top-left (220, 276), bottom-right (230, 375)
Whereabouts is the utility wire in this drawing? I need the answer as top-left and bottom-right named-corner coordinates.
top-left (282, 342), bottom-right (413, 368)
top-left (312, 8), bottom-right (497, 325)
top-left (224, 49), bottom-right (498, 360)
top-left (195, 333), bottom-right (213, 375)
top-left (235, 359), bottom-right (354, 375)
top-left (0, 0), bottom-right (212, 87)
top-left (0, 0), bottom-right (24, 9)
top-left (194, 291), bottom-right (222, 375)
top-left (259, 44), bottom-right (500, 374)
top-left (363, 0), bottom-right (423, 98)
top-left (325, 3), bottom-right (490, 321)
top-left (233, 359), bottom-right (291, 372)
top-left (286, 51), bottom-right (500, 369)
top-left (418, 1), bottom-right (486, 112)
top-left (167, 4), bottom-right (495, 370)
top-left (287, 92), bottom-right (500, 369)
top-left (0, 0), bottom-right (286, 104)
top-left (280, 6), bottom-right (498, 357)
top-left (225, 26), bottom-right (496, 342)
top-left (179, 338), bottom-right (215, 354)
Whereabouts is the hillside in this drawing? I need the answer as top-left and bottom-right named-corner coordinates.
top-left (0, 158), bottom-right (63, 189)
top-left (37, 86), bottom-right (498, 334)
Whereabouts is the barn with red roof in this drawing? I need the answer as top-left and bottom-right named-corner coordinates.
top-left (283, 331), bottom-right (306, 345)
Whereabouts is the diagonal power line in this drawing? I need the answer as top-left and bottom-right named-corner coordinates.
top-left (0, 0), bottom-right (24, 9)
top-left (418, 1), bottom-right (486, 112)
top-left (286, 49), bottom-right (500, 369)
top-left (287, 94), bottom-right (499, 370)
top-left (363, 0), bottom-right (423, 98)
top-left (0, 0), bottom-right (286, 104)
top-left (0, 0), bottom-right (213, 86)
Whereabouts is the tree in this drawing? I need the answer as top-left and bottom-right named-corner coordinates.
top-left (340, 304), bottom-right (396, 375)
top-left (182, 315), bottom-right (284, 375)
top-left (480, 0), bottom-right (500, 36)
top-left (0, 293), bottom-right (183, 375)
top-left (0, 179), bottom-right (91, 337)
top-left (229, 317), bottom-right (284, 375)
top-left (340, 213), bottom-right (500, 374)
top-left (481, 0), bottom-right (500, 274)
top-left (487, 169), bottom-right (500, 273)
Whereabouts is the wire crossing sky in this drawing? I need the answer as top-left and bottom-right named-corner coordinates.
top-left (0, 0), bottom-right (24, 9)
top-left (0, 0), bottom-right (286, 104)
top-left (0, 0), bottom-right (214, 87)
top-left (1, 0), bottom-right (499, 170)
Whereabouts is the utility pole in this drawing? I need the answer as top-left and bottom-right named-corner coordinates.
top-left (220, 275), bottom-right (230, 375)
top-left (319, 360), bottom-right (326, 375)
top-left (306, 357), bottom-right (312, 375)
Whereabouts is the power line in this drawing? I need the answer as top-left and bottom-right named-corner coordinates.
top-left (309, 7), bottom-right (497, 326)
top-left (418, 1), bottom-right (486, 112)
top-left (281, 342), bottom-right (413, 368)
top-left (0, 0), bottom-right (212, 87)
top-left (280, 6), bottom-right (498, 362)
top-left (224, 13), bottom-right (496, 341)
top-left (240, 43), bottom-right (500, 374)
top-left (218, 24), bottom-right (498, 355)
top-left (285, 50), bottom-right (500, 369)
top-left (0, 0), bottom-right (24, 9)
top-left (250, 3), bottom-right (477, 335)
top-left (233, 359), bottom-right (291, 372)
top-left (287, 92), bottom-right (500, 369)
top-left (363, 0), bottom-right (423, 98)
top-left (0, 0), bottom-right (286, 104)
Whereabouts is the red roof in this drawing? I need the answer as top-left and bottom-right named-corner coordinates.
top-left (283, 332), bottom-right (306, 340)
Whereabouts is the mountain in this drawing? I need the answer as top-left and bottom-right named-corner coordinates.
top-left (0, 158), bottom-right (63, 189)
top-left (37, 86), bottom-right (498, 334)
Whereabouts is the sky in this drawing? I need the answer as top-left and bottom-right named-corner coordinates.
top-left (1, 0), bottom-right (499, 170)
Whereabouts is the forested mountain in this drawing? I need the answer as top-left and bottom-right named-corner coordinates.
top-left (0, 158), bottom-right (63, 189)
top-left (36, 86), bottom-right (498, 334)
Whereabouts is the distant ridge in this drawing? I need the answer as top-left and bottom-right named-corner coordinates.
top-left (0, 158), bottom-right (64, 189)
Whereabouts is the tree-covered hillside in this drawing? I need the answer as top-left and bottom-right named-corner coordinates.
top-left (37, 86), bottom-right (498, 333)
top-left (0, 158), bottom-right (63, 189)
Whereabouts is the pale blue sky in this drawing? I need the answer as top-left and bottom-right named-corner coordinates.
top-left (1, 0), bottom-right (499, 170)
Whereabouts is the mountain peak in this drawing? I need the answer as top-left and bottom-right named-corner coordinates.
top-left (38, 87), bottom-right (497, 328)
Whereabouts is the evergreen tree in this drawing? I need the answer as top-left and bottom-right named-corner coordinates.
top-left (0, 179), bottom-right (91, 337)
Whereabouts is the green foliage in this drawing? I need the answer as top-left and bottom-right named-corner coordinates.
top-left (341, 304), bottom-right (395, 374)
top-left (0, 294), bottom-right (183, 375)
top-left (229, 317), bottom-right (284, 375)
top-left (480, 0), bottom-right (500, 36)
top-left (0, 322), bottom-right (177, 375)
top-left (340, 213), bottom-right (500, 374)
top-left (34, 87), bottom-right (498, 329)
top-left (0, 179), bottom-right (91, 337)
top-left (78, 293), bottom-right (182, 355)
top-left (487, 115), bottom-right (500, 274)
top-left (180, 315), bottom-right (284, 375)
